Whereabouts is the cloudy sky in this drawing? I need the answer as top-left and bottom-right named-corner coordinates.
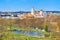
top-left (0, 0), bottom-right (60, 12)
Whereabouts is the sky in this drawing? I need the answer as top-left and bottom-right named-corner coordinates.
top-left (0, 0), bottom-right (60, 12)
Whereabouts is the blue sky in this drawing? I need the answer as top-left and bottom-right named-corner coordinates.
top-left (0, 0), bottom-right (60, 12)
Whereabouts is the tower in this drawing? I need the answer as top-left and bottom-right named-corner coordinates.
top-left (39, 9), bottom-right (44, 16)
top-left (31, 7), bottom-right (35, 14)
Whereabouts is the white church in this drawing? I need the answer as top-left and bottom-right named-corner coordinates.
top-left (31, 7), bottom-right (46, 18)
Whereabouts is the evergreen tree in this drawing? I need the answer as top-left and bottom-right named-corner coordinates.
top-left (44, 25), bottom-right (48, 32)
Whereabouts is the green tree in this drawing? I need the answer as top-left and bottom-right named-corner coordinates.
top-left (44, 25), bottom-right (48, 32)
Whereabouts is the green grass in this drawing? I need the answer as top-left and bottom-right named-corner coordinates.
top-left (3, 33), bottom-right (45, 40)
top-left (3, 33), bottom-right (58, 40)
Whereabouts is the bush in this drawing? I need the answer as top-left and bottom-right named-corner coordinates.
top-left (44, 25), bottom-right (48, 32)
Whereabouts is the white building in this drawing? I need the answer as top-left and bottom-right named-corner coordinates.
top-left (31, 8), bottom-right (35, 14)
top-left (39, 9), bottom-right (44, 17)
top-left (34, 9), bottom-right (45, 18)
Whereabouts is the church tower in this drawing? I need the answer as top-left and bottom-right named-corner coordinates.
top-left (31, 7), bottom-right (35, 14)
top-left (39, 9), bottom-right (44, 17)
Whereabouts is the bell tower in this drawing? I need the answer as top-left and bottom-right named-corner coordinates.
top-left (31, 7), bottom-right (35, 14)
top-left (39, 9), bottom-right (44, 17)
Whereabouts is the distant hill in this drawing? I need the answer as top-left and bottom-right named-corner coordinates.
top-left (13, 11), bottom-right (60, 14)
top-left (46, 11), bottom-right (60, 13)
top-left (0, 11), bottom-right (60, 14)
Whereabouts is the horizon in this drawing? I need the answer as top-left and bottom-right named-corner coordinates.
top-left (0, 11), bottom-right (60, 12)
top-left (0, 10), bottom-right (60, 12)
top-left (0, 0), bottom-right (60, 12)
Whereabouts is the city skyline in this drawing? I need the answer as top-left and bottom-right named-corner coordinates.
top-left (0, 0), bottom-right (60, 12)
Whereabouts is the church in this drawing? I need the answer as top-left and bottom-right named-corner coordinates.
top-left (30, 8), bottom-right (46, 18)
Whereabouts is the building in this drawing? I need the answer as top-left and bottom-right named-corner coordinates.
top-left (34, 9), bottom-right (45, 18)
top-left (31, 7), bottom-right (35, 15)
